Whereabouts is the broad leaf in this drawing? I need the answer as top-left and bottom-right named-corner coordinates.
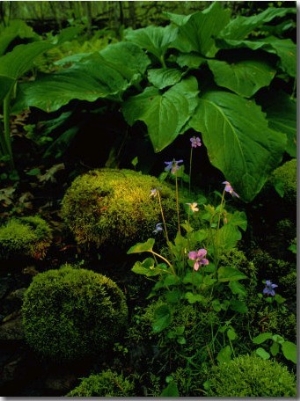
top-left (215, 37), bottom-right (296, 78)
top-left (147, 68), bottom-right (183, 89)
top-left (122, 76), bottom-right (199, 152)
top-left (214, 224), bottom-right (242, 251)
top-left (188, 91), bottom-right (287, 201)
top-left (124, 25), bottom-right (178, 63)
top-left (0, 41), bottom-right (53, 80)
top-left (229, 280), bottom-right (247, 296)
top-left (229, 299), bottom-right (248, 313)
top-left (152, 304), bottom-right (172, 333)
top-left (0, 20), bottom-right (37, 55)
top-left (176, 52), bottom-right (206, 69)
top-left (131, 258), bottom-right (162, 277)
top-left (160, 381), bottom-right (179, 397)
top-left (281, 341), bottom-right (297, 364)
top-left (217, 345), bottom-right (232, 364)
top-left (207, 59), bottom-right (276, 98)
top-left (218, 266), bottom-right (247, 282)
top-left (167, 2), bottom-right (230, 57)
top-left (263, 36), bottom-right (296, 77)
top-left (127, 238), bottom-right (155, 254)
top-left (13, 43), bottom-right (149, 113)
top-left (100, 41), bottom-right (151, 79)
top-left (13, 52), bottom-right (132, 112)
top-left (255, 347), bottom-right (270, 360)
top-left (219, 7), bottom-right (296, 40)
top-left (0, 41), bottom-right (53, 102)
top-left (226, 211), bottom-right (247, 231)
top-left (257, 89), bottom-right (296, 157)
top-left (252, 332), bottom-right (273, 344)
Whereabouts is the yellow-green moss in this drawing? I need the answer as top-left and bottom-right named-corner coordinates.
top-left (270, 159), bottom-right (297, 203)
top-left (66, 370), bottom-right (135, 397)
top-left (61, 168), bottom-right (177, 249)
top-left (0, 215), bottom-right (52, 259)
top-left (205, 355), bottom-right (296, 397)
top-left (22, 264), bottom-right (128, 362)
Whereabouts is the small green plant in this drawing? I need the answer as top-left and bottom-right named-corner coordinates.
top-left (0, 215), bottom-right (52, 259)
top-left (66, 369), bottom-right (135, 397)
top-left (204, 354), bottom-right (296, 397)
top-left (252, 331), bottom-right (297, 364)
top-left (127, 142), bottom-right (250, 392)
top-left (22, 264), bottom-right (128, 362)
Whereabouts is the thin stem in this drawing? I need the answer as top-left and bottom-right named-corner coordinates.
top-left (157, 190), bottom-right (170, 243)
top-left (3, 90), bottom-right (14, 170)
top-left (189, 147), bottom-right (193, 196)
top-left (175, 175), bottom-right (181, 234)
top-left (151, 250), bottom-right (175, 275)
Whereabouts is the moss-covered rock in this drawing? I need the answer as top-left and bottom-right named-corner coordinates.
top-left (270, 159), bottom-right (297, 205)
top-left (205, 355), bottom-right (296, 397)
top-left (0, 215), bottom-right (52, 260)
top-left (22, 265), bottom-right (128, 362)
top-left (66, 369), bottom-right (135, 397)
top-left (61, 168), bottom-right (177, 249)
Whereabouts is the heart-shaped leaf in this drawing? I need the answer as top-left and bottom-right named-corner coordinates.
top-left (122, 76), bottom-right (199, 152)
top-left (188, 90), bottom-right (287, 201)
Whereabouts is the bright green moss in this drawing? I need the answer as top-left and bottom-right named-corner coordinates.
top-left (61, 168), bottom-right (177, 249)
top-left (0, 215), bottom-right (52, 259)
top-left (22, 265), bottom-right (128, 362)
top-left (271, 159), bottom-right (297, 203)
top-left (66, 370), bottom-right (135, 397)
top-left (205, 355), bottom-right (296, 397)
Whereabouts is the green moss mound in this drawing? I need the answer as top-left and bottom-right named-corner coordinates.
top-left (0, 215), bottom-right (52, 259)
top-left (22, 265), bottom-right (128, 362)
top-left (271, 159), bottom-right (297, 204)
top-left (67, 369), bottom-right (135, 397)
top-left (61, 168), bottom-right (177, 249)
top-left (205, 355), bottom-right (296, 397)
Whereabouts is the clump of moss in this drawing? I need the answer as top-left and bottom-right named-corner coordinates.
top-left (205, 355), bottom-right (296, 397)
top-left (66, 369), bottom-right (135, 397)
top-left (0, 215), bottom-right (52, 259)
top-left (61, 168), bottom-right (177, 250)
top-left (270, 159), bottom-right (297, 205)
top-left (22, 265), bottom-right (128, 362)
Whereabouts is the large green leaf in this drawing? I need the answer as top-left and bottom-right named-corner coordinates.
top-left (188, 91), bottom-right (287, 201)
top-left (13, 43), bottom-right (150, 113)
top-left (0, 41), bottom-right (54, 80)
top-left (124, 25), bottom-right (178, 63)
top-left (0, 20), bottom-right (37, 55)
top-left (167, 2), bottom-right (231, 57)
top-left (0, 41), bottom-right (53, 102)
top-left (147, 68), bottom-right (183, 89)
top-left (216, 37), bottom-right (296, 78)
top-left (263, 36), bottom-right (296, 77)
top-left (207, 59), bottom-right (276, 98)
top-left (258, 89), bottom-right (296, 157)
top-left (122, 76), bottom-right (199, 152)
top-left (219, 7), bottom-right (296, 40)
top-left (99, 41), bottom-right (151, 79)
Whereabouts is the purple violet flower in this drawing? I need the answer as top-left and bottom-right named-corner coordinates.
top-left (153, 223), bottom-right (163, 234)
top-left (188, 248), bottom-right (209, 271)
top-left (190, 136), bottom-right (202, 148)
top-left (164, 159), bottom-right (183, 174)
top-left (222, 181), bottom-right (240, 198)
top-left (263, 280), bottom-right (278, 296)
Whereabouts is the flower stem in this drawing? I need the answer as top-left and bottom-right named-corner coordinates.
top-left (189, 147), bottom-right (193, 196)
top-left (175, 175), bottom-right (181, 234)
